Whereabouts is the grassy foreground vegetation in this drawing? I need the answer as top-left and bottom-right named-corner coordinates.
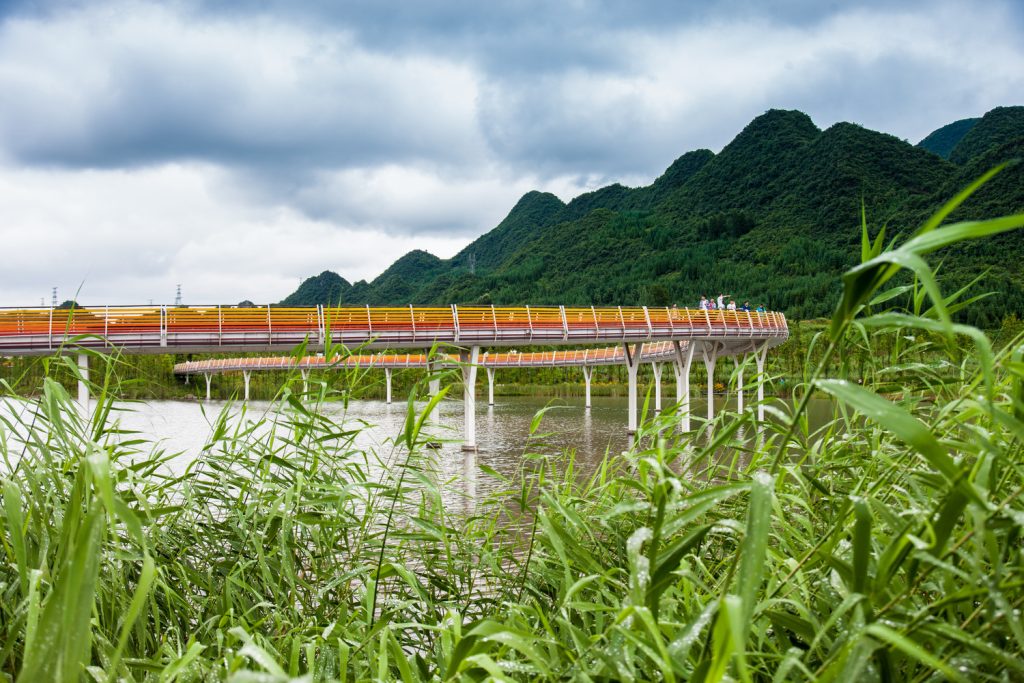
top-left (2, 178), bottom-right (1024, 681)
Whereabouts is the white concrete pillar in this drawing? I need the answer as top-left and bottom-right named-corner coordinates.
top-left (384, 368), bottom-right (393, 404)
top-left (652, 362), bottom-right (663, 414)
top-left (702, 343), bottom-right (719, 423)
top-left (673, 341), bottom-right (696, 432)
top-left (243, 371), bottom-right (251, 401)
top-left (733, 357), bottom-right (744, 414)
top-left (77, 353), bottom-right (89, 415)
top-left (301, 369), bottom-right (309, 396)
top-left (428, 360), bottom-right (440, 399)
top-left (204, 373), bottom-right (212, 401)
top-left (624, 343), bottom-right (641, 435)
top-left (426, 358), bottom-right (441, 449)
top-left (756, 344), bottom-right (768, 423)
top-left (486, 367), bottom-right (495, 406)
top-left (582, 366), bottom-right (593, 409)
top-left (460, 347), bottom-right (480, 452)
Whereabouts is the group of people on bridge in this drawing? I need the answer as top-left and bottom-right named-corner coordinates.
top-left (696, 293), bottom-right (765, 313)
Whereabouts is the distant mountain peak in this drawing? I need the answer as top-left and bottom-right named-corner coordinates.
top-left (917, 117), bottom-right (980, 159)
top-left (949, 105), bottom-right (1024, 165)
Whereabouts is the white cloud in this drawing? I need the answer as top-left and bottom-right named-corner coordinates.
top-left (0, 0), bottom-right (1021, 308)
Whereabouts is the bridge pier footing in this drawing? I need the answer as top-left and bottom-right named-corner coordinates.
top-left (582, 366), bottom-right (592, 409)
top-left (461, 347), bottom-right (480, 452)
top-left (77, 353), bottom-right (90, 417)
top-left (674, 341), bottom-right (695, 432)
top-left (624, 343), bottom-right (640, 436)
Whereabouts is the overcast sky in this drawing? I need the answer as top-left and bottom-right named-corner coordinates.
top-left (0, 0), bottom-right (1021, 306)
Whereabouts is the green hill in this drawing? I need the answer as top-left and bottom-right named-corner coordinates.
top-left (280, 271), bottom-right (351, 306)
top-left (949, 106), bottom-right (1024, 164)
top-left (283, 107), bottom-right (1024, 326)
top-left (918, 118), bottom-right (979, 159)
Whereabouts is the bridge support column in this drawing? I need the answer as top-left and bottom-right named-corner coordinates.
top-left (385, 368), bottom-right (393, 404)
top-left (428, 360), bottom-right (440, 399)
top-left (301, 369), bottom-right (309, 396)
top-left (652, 362), bottom-right (663, 414)
top-left (77, 353), bottom-right (89, 416)
top-left (702, 343), bottom-right (719, 424)
top-left (624, 343), bottom-right (640, 436)
top-left (582, 366), bottom-right (593, 409)
top-left (486, 367), bottom-right (495, 406)
top-left (673, 341), bottom-right (695, 432)
top-left (243, 371), bottom-right (251, 401)
top-left (204, 373), bottom-right (212, 401)
top-left (733, 357), bottom-right (744, 414)
top-left (426, 358), bottom-right (441, 449)
top-left (461, 347), bottom-right (480, 452)
top-left (755, 344), bottom-right (768, 423)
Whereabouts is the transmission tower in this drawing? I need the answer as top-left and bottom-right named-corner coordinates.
top-left (51, 287), bottom-right (57, 307)
top-left (174, 284), bottom-right (182, 306)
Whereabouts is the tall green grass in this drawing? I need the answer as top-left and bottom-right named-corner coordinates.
top-left (2, 173), bottom-right (1024, 681)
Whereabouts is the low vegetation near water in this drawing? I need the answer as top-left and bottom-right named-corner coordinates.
top-left (2, 177), bottom-right (1024, 681)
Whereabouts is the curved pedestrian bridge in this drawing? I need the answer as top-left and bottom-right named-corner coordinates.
top-left (0, 304), bottom-right (788, 449)
top-left (0, 305), bottom-right (787, 355)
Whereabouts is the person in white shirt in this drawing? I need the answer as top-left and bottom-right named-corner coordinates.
top-left (699, 295), bottom-right (709, 310)
top-left (726, 300), bottom-right (737, 311)
top-left (717, 293), bottom-right (729, 309)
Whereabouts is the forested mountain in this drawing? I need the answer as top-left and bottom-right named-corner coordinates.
top-left (917, 118), bottom-right (979, 159)
top-left (284, 106), bottom-right (1024, 326)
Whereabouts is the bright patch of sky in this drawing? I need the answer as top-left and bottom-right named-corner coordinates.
top-left (0, 0), bottom-right (1021, 305)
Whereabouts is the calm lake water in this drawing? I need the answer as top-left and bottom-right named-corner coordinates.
top-left (2, 395), bottom-right (835, 508)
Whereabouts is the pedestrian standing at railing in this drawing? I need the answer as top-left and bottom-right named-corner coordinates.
top-left (741, 301), bottom-right (751, 311)
top-left (756, 303), bottom-right (766, 312)
top-left (717, 292), bottom-right (729, 309)
top-left (698, 295), bottom-right (709, 310)
top-left (727, 300), bottom-right (737, 311)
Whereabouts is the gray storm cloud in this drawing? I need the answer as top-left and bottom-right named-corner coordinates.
top-left (0, 0), bottom-right (1021, 305)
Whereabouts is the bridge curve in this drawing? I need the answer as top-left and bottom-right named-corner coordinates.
top-left (0, 305), bottom-right (787, 356)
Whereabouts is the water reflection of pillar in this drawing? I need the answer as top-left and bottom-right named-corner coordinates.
top-left (673, 341), bottom-right (695, 432)
top-left (462, 448), bottom-right (477, 516)
top-left (582, 403), bottom-right (593, 455)
top-left (460, 346), bottom-right (480, 452)
top-left (624, 343), bottom-right (641, 435)
top-left (652, 362), bottom-right (663, 413)
top-left (582, 366), bottom-right (593, 409)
